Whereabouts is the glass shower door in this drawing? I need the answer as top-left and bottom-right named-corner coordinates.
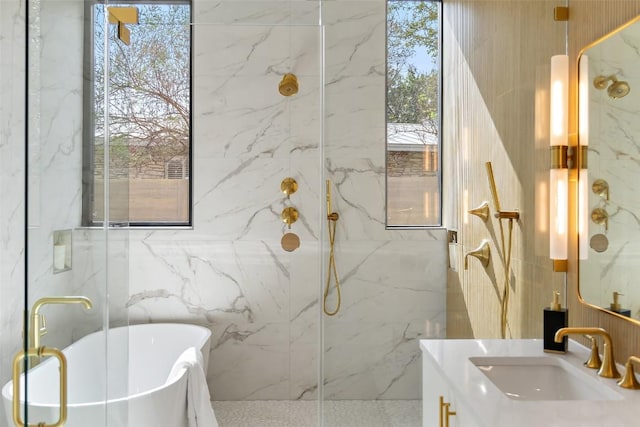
top-left (4, 0), bottom-right (131, 425)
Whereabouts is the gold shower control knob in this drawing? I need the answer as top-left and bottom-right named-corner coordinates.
top-left (591, 207), bottom-right (609, 230)
top-left (281, 207), bottom-right (299, 229)
top-left (281, 177), bottom-right (298, 198)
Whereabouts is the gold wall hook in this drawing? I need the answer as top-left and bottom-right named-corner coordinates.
top-left (464, 240), bottom-right (491, 269)
top-left (281, 206), bottom-right (299, 229)
top-left (280, 177), bottom-right (298, 198)
top-left (618, 356), bottom-right (640, 389)
top-left (468, 201), bottom-right (490, 222)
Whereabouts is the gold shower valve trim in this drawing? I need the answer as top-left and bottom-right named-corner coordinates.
top-left (280, 177), bottom-right (298, 198)
top-left (468, 201), bottom-right (490, 222)
top-left (281, 206), bottom-right (299, 228)
top-left (464, 240), bottom-right (491, 269)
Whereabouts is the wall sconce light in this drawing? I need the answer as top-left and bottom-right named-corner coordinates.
top-left (549, 54), bottom-right (569, 269)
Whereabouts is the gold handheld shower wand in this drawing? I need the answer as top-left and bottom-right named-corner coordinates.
top-left (324, 180), bottom-right (341, 315)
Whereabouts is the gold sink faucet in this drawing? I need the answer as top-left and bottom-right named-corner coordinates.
top-left (554, 327), bottom-right (621, 379)
top-left (29, 296), bottom-right (93, 351)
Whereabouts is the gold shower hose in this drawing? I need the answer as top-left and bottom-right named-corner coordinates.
top-left (324, 180), bottom-right (341, 316)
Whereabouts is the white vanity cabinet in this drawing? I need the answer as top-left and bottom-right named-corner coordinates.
top-left (420, 339), bottom-right (640, 427)
top-left (422, 350), bottom-right (479, 427)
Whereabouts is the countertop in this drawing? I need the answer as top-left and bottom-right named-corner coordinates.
top-left (420, 339), bottom-right (640, 427)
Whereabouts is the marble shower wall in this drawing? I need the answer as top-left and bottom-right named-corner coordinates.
top-left (126, 0), bottom-right (447, 401)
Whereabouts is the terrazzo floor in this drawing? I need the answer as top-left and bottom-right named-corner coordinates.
top-left (212, 400), bottom-right (421, 427)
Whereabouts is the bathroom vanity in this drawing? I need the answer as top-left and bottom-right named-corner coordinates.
top-left (421, 339), bottom-right (640, 426)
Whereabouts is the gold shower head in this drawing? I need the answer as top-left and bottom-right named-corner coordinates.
top-left (279, 73), bottom-right (299, 96)
top-left (593, 75), bottom-right (630, 99)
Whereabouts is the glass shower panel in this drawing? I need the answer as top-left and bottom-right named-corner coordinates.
top-left (11, 0), bottom-right (130, 425)
top-left (0, 0), bottom-right (27, 425)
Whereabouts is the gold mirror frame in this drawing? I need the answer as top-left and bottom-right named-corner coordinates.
top-left (576, 14), bottom-right (640, 326)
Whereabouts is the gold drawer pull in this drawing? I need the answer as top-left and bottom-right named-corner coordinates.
top-left (12, 347), bottom-right (67, 427)
top-left (439, 395), bottom-right (456, 427)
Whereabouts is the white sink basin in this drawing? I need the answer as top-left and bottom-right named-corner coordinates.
top-left (470, 356), bottom-right (623, 401)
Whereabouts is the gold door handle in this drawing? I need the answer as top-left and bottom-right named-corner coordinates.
top-left (439, 395), bottom-right (456, 427)
top-left (13, 347), bottom-right (67, 427)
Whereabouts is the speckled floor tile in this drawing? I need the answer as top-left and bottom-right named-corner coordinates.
top-left (212, 400), bottom-right (421, 427)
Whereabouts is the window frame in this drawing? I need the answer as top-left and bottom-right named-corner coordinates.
top-left (82, 0), bottom-right (193, 228)
top-left (385, 0), bottom-right (443, 229)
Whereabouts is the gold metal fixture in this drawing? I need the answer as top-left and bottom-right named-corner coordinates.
top-left (554, 327), bottom-right (621, 378)
top-left (590, 233), bottom-right (609, 253)
top-left (550, 145), bottom-right (569, 169)
top-left (593, 75), bottom-right (631, 99)
top-left (485, 161), bottom-right (518, 338)
top-left (553, 6), bottom-right (569, 21)
top-left (579, 145), bottom-right (588, 168)
top-left (108, 7), bottom-right (139, 45)
top-left (618, 356), bottom-right (640, 389)
top-left (464, 240), bottom-right (490, 269)
top-left (592, 178), bottom-right (609, 200)
top-left (590, 207), bottom-right (609, 231)
top-left (584, 334), bottom-right (602, 369)
top-left (13, 346), bottom-right (67, 427)
top-left (439, 396), bottom-right (456, 427)
top-left (553, 259), bottom-right (568, 272)
top-left (468, 201), bottom-right (490, 222)
top-left (281, 207), bottom-right (299, 229)
top-left (324, 180), bottom-right (341, 316)
top-left (280, 177), bottom-right (298, 198)
top-left (29, 296), bottom-right (93, 357)
top-left (279, 73), bottom-right (299, 96)
top-left (281, 232), bottom-right (300, 252)
top-left (611, 291), bottom-right (624, 311)
top-left (485, 162), bottom-right (502, 213)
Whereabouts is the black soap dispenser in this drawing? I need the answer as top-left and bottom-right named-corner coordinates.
top-left (543, 291), bottom-right (568, 353)
top-left (610, 291), bottom-right (631, 317)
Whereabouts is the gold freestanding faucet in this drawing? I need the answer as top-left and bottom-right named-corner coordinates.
top-left (554, 327), bottom-right (621, 379)
top-left (29, 296), bottom-right (93, 352)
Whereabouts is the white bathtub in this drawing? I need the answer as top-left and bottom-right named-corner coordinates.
top-left (2, 323), bottom-right (212, 427)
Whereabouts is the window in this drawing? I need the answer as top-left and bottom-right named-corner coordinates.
top-left (83, 0), bottom-right (192, 226)
top-left (386, 0), bottom-right (441, 227)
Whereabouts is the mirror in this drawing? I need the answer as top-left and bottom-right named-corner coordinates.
top-left (578, 15), bottom-right (640, 323)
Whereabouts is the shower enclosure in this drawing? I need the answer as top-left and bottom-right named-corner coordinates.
top-left (0, 0), bottom-right (446, 425)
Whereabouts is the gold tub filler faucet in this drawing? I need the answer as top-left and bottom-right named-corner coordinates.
top-left (29, 296), bottom-right (93, 354)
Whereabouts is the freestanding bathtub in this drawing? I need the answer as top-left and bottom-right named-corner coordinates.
top-left (2, 323), bottom-right (212, 427)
